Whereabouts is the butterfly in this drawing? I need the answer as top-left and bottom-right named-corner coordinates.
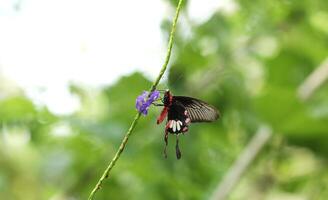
top-left (156, 90), bottom-right (220, 159)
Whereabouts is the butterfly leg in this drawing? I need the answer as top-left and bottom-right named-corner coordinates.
top-left (175, 135), bottom-right (181, 159)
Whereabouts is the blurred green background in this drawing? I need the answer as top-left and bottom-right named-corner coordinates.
top-left (1, 0), bottom-right (328, 199)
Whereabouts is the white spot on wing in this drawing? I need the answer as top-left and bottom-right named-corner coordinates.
top-left (169, 120), bottom-right (173, 128)
top-left (176, 121), bottom-right (181, 131)
top-left (172, 121), bottom-right (176, 132)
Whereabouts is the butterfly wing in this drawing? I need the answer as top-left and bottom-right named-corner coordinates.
top-left (173, 96), bottom-right (219, 123)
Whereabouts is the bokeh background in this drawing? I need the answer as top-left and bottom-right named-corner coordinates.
top-left (1, 0), bottom-right (328, 199)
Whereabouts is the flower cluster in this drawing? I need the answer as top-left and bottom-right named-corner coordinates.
top-left (136, 90), bottom-right (160, 115)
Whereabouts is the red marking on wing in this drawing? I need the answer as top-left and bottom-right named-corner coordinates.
top-left (165, 120), bottom-right (172, 130)
top-left (157, 107), bottom-right (168, 124)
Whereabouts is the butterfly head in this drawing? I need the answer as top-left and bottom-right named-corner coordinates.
top-left (163, 90), bottom-right (173, 106)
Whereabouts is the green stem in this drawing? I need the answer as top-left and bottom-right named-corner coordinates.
top-left (150, 0), bottom-right (183, 92)
top-left (88, 1), bottom-right (184, 199)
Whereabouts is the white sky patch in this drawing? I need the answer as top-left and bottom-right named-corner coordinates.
top-left (0, 0), bottom-right (166, 114)
top-left (187, 0), bottom-right (238, 24)
top-left (0, 0), bottom-right (223, 115)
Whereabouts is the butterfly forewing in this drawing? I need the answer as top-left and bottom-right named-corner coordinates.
top-left (173, 96), bottom-right (219, 122)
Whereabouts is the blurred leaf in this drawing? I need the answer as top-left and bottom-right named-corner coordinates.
top-left (0, 96), bottom-right (36, 123)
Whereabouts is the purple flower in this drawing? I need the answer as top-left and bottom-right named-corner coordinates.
top-left (136, 90), bottom-right (160, 115)
top-left (149, 90), bottom-right (160, 102)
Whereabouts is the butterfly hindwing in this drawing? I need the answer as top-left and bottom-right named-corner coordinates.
top-left (166, 101), bottom-right (190, 134)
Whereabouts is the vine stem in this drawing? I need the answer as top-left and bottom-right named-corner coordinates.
top-left (88, 0), bottom-right (184, 199)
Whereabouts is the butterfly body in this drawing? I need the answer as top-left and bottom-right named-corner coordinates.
top-left (157, 90), bottom-right (220, 159)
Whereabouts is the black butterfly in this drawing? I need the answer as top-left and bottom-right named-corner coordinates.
top-left (156, 90), bottom-right (220, 159)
